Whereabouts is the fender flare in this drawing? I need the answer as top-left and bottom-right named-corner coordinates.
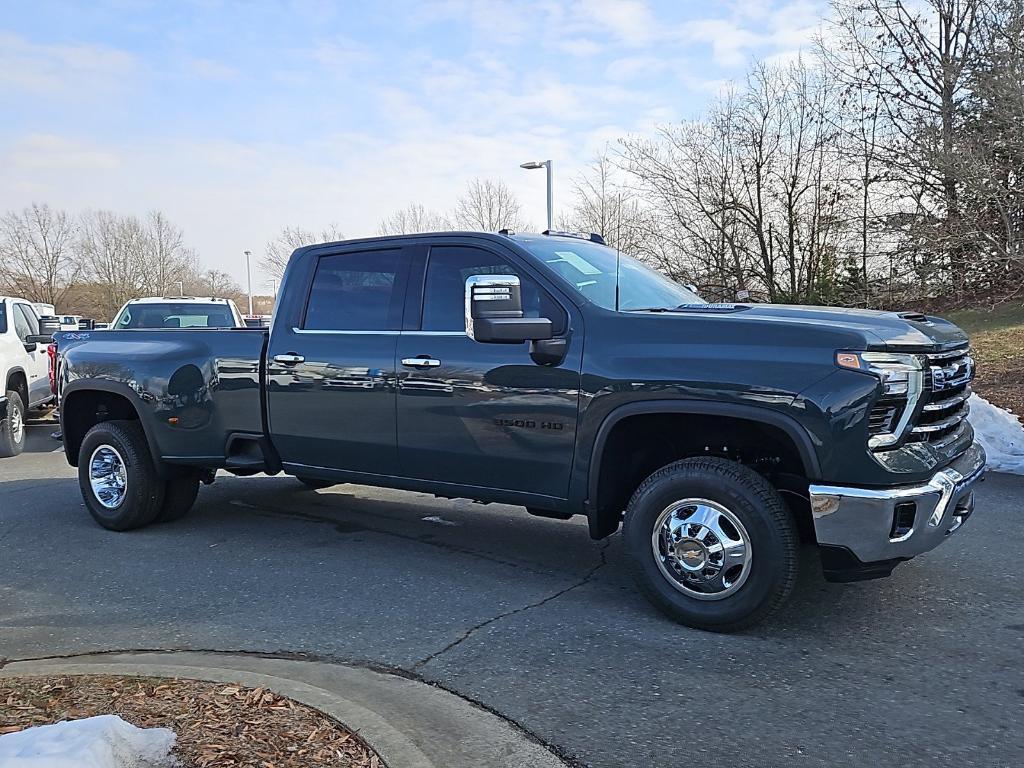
top-left (587, 399), bottom-right (822, 508)
top-left (60, 379), bottom-right (164, 470)
top-left (4, 365), bottom-right (28, 393)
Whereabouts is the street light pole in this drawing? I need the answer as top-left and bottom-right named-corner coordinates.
top-left (545, 160), bottom-right (553, 232)
top-left (244, 250), bottom-right (253, 316)
top-left (520, 159), bottom-right (553, 231)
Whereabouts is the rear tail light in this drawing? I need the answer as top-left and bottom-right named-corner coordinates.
top-left (47, 342), bottom-right (58, 395)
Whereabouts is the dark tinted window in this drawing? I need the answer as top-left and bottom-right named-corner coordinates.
top-left (304, 248), bottom-right (408, 331)
top-left (422, 246), bottom-right (565, 333)
top-left (0, 302), bottom-right (7, 335)
top-left (115, 303), bottom-right (237, 328)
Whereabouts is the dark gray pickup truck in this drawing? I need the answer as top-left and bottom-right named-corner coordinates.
top-left (56, 231), bottom-right (985, 631)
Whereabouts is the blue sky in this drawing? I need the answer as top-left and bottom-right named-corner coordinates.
top-left (2, 0), bottom-right (828, 285)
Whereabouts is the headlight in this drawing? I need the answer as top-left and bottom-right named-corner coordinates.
top-left (836, 351), bottom-right (925, 449)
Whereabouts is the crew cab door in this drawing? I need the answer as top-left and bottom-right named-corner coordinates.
top-left (395, 242), bottom-right (582, 499)
top-left (265, 244), bottom-right (412, 477)
top-left (10, 301), bottom-right (50, 406)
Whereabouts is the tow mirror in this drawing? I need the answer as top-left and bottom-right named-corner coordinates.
top-left (465, 275), bottom-right (553, 344)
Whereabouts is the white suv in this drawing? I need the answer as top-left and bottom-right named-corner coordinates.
top-left (111, 296), bottom-right (245, 329)
top-left (1, 297), bottom-right (55, 457)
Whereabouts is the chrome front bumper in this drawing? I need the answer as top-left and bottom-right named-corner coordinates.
top-left (808, 441), bottom-right (986, 565)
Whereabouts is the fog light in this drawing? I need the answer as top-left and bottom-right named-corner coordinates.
top-left (890, 502), bottom-right (916, 540)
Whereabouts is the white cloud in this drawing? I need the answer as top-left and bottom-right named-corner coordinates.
top-left (605, 55), bottom-right (668, 82)
top-left (577, 0), bottom-right (658, 46)
top-left (554, 38), bottom-right (604, 56)
top-left (6, 134), bottom-right (121, 170)
top-left (0, 32), bottom-right (137, 96)
top-left (187, 58), bottom-right (238, 81)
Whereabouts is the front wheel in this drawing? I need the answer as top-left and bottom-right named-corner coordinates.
top-left (623, 457), bottom-right (798, 632)
top-left (78, 420), bottom-right (165, 531)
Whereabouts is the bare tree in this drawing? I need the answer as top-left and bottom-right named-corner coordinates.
top-left (262, 224), bottom-right (345, 279)
top-left (377, 203), bottom-right (451, 236)
top-left (563, 150), bottom-right (652, 255)
top-left (79, 210), bottom-right (151, 316)
top-left (453, 178), bottom-right (525, 231)
top-left (0, 203), bottom-right (82, 306)
top-left (142, 211), bottom-right (199, 295)
top-left (956, 0), bottom-right (1024, 280)
top-left (198, 269), bottom-right (241, 297)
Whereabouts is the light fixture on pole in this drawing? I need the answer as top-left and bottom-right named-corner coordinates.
top-left (520, 159), bottom-right (553, 231)
top-left (244, 250), bottom-right (253, 316)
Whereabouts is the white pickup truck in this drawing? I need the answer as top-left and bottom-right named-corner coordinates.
top-left (1, 296), bottom-right (56, 456)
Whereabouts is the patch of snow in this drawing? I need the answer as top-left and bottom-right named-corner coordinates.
top-left (422, 515), bottom-right (459, 526)
top-left (968, 394), bottom-right (1024, 475)
top-left (0, 715), bottom-right (176, 768)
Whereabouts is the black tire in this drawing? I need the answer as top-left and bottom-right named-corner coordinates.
top-left (78, 420), bottom-right (165, 531)
top-left (623, 457), bottom-right (798, 633)
top-left (296, 476), bottom-right (334, 490)
top-left (157, 473), bottom-right (200, 523)
top-left (0, 390), bottom-right (26, 458)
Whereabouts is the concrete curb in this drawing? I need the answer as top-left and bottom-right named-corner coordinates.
top-left (0, 652), bottom-right (567, 768)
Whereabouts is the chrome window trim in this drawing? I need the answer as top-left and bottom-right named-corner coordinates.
top-left (291, 328), bottom-right (399, 335)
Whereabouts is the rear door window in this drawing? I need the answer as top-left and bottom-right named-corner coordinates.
top-left (303, 248), bottom-right (410, 331)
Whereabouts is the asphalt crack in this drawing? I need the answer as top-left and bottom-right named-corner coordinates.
top-left (411, 539), bottom-right (611, 672)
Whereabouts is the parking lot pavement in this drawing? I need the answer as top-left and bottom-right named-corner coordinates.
top-left (2, 414), bottom-right (1023, 768)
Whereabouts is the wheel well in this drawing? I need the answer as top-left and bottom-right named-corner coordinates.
top-left (591, 413), bottom-right (812, 539)
top-left (62, 390), bottom-right (141, 466)
top-left (6, 369), bottom-right (28, 407)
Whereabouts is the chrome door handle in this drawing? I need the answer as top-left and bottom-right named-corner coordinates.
top-left (401, 357), bottom-right (440, 368)
top-left (273, 353), bottom-right (305, 365)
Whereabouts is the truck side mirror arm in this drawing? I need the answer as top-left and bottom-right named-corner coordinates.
top-left (464, 275), bottom-right (553, 344)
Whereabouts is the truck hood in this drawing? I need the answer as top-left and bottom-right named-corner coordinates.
top-left (678, 303), bottom-right (969, 350)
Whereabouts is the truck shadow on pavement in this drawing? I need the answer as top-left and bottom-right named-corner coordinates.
top-left (187, 476), bottom-right (919, 636)
top-left (0, 471), bottom-right (970, 640)
top-left (21, 415), bottom-right (63, 454)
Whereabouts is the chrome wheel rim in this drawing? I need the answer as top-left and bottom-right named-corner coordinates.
top-left (89, 445), bottom-right (128, 509)
top-left (10, 403), bottom-right (24, 444)
top-left (652, 498), bottom-right (753, 601)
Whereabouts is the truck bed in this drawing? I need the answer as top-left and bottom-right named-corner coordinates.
top-left (57, 328), bottom-right (269, 465)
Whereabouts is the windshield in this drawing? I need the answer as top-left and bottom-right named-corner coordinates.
top-left (114, 302), bottom-right (237, 329)
top-left (517, 238), bottom-right (703, 311)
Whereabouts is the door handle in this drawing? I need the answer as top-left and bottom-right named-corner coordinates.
top-left (401, 357), bottom-right (441, 368)
top-left (273, 353), bottom-right (305, 365)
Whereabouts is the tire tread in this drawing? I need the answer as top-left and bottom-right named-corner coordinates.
top-left (624, 457), bottom-right (798, 632)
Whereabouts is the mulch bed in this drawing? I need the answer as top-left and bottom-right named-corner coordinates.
top-left (0, 675), bottom-right (380, 767)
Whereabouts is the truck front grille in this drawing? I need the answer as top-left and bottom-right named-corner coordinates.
top-left (909, 346), bottom-right (974, 450)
